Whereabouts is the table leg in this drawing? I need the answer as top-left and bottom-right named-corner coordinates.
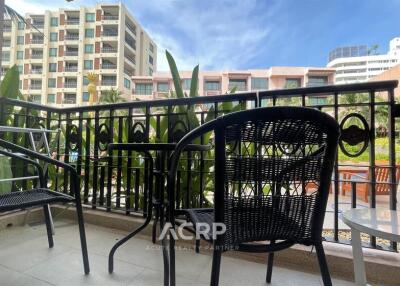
top-left (351, 228), bottom-right (368, 286)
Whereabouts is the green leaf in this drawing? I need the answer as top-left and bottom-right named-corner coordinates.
top-left (0, 65), bottom-right (21, 99)
top-left (166, 50), bottom-right (184, 98)
top-left (189, 65), bottom-right (199, 98)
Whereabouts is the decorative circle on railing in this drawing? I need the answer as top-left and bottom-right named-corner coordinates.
top-left (68, 124), bottom-right (79, 151)
top-left (130, 122), bottom-right (146, 143)
top-left (98, 123), bottom-right (110, 151)
top-left (339, 113), bottom-right (370, 157)
top-left (171, 120), bottom-right (188, 143)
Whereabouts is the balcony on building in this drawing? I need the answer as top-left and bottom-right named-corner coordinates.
top-left (101, 75), bottom-right (117, 86)
top-left (101, 43), bottom-right (118, 53)
top-left (64, 78), bottom-right (78, 88)
top-left (101, 60), bottom-right (117, 70)
top-left (102, 26), bottom-right (119, 37)
top-left (124, 49), bottom-right (135, 66)
top-left (2, 40), bottom-right (11, 48)
top-left (31, 49), bottom-right (43, 59)
top-left (65, 63), bottom-right (78, 72)
top-left (65, 32), bottom-right (80, 41)
top-left (102, 7), bottom-right (119, 21)
top-left (30, 80), bottom-right (42, 90)
top-left (31, 35), bottom-right (44, 45)
top-left (30, 64), bottom-right (43, 74)
top-left (124, 66), bottom-right (135, 77)
top-left (63, 93), bottom-right (77, 104)
top-left (204, 79), bottom-right (221, 96)
top-left (125, 19), bottom-right (136, 36)
top-left (31, 16), bottom-right (45, 29)
top-left (65, 11), bottom-right (80, 25)
top-left (28, 94), bottom-right (42, 103)
top-left (125, 33), bottom-right (136, 50)
top-left (1, 51), bottom-right (10, 63)
top-left (65, 46), bottom-right (79, 57)
top-left (2, 20), bottom-right (12, 32)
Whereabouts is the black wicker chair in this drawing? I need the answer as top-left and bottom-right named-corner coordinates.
top-left (167, 107), bottom-right (340, 286)
top-left (0, 139), bottom-right (90, 274)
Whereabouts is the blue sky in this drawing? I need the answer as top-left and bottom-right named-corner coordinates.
top-left (7, 0), bottom-right (400, 71)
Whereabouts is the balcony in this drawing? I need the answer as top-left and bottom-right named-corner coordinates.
top-left (66, 19), bottom-right (80, 25)
top-left (102, 15), bottom-right (119, 20)
top-left (3, 27), bottom-right (11, 32)
top-left (101, 63), bottom-right (117, 69)
top-left (65, 51), bottom-right (79, 56)
top-left (30, 69), bottom-right (43, 74)
top-left (102, 31), bottom-right (118, 37)
top-left (64, 82), bottom-right (77, 88)
top-left (65, 35), bottom-right (79, 41)
top-left (65, 67), bottom-right (78, 72)
top-left (125, 55), bottom-right (135, 65)
top-left (101, 47), bottom-right (118, 53)
top-left (0, 80), bottom-right (399, 286)
top-left (102, 80), bottom-right (117, 86)
top-left (29, 84), bottom-right (42, 90)
top-left (31, 54), bottom-right (43, 59)
top-left (32, 23), bottom-right (44, 29)
top-left (31, 39), bottom-right (44, 44)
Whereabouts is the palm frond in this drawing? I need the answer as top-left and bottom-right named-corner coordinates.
top-left (3, 5), bottom-right (43, 35)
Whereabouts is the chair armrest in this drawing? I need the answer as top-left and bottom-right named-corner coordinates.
top-left (0, 148), bottom-right (45, 188)
top-left (0, 139), bottom-right (79, 196)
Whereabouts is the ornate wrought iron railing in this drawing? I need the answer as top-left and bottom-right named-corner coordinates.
top-left (0, 80), bottom-right (399, 251)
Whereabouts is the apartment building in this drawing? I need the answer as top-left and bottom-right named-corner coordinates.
top-left (0, 3), bottom-right (157, 106)
top-left (131, 66), bottom-right (335, 102)
top-left (327, 37), bottom-right (400, 84)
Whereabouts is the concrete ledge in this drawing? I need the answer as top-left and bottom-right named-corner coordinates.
top-left (1, 205), bottom-right (399, 285)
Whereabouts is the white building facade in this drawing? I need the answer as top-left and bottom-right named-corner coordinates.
top-left (327, 37), bottom-right (400, 84)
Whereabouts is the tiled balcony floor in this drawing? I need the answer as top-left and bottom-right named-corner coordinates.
top-left (0, 219), bottom-right (354, 286)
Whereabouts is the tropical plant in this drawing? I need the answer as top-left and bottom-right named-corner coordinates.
top-left (86, 72), bottom-right (98, 105)
top-left (99, 88), bottom-right (126, 104)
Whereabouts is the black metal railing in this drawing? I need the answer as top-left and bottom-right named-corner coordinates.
top-left (0, 80), bottom-right (399, 251)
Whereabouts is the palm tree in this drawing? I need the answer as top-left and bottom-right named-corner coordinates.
top-left (86, 72), bottom-right (98, 105)
top-left (99, 88), bottom-right (125, 104)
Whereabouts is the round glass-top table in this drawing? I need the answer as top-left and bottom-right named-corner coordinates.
top-left (341, 208), bottom-right (400, 286)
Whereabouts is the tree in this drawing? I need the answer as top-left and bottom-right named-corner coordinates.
top-left (86, 72), bottom-right (98, 105)
top-left (99, 88), bottom-right (125, 104)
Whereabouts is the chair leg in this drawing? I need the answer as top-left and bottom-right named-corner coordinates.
top-left (76, 202), bottom-right (90, 274)
top-left (210, 248), bottom-right (222, 286)
top-left (266, 252), bottom-right (274, 283)
top-left (315, 242), bottom-right (332, 286)
top-left (43, 204), bottom-right (54, 248)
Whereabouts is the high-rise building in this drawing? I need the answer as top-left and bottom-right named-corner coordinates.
top-left (327, 37), bottom-right (400, 84)
top-left (132, 66), bottom-right (335, 103)
top-left (0, 3), bottom-right (157, 105)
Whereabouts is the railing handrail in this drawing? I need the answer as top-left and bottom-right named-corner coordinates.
top-left (1, 80), bottom-right (398, 114)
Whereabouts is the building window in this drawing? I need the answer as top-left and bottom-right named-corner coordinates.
top-left (149, 43), bottom-right (154, 53)
top-left (204, 80), bottom-right (220, 91)
top-left (18, 22), bottom-right (25, 30)
top-left (135, 83), bottom-right (152, 95)
top-left (309, 96), bottom-right (328, 106)
top-left (16, 51), bottom-right (24, 59)
top-left (84, 60), bottom-right (93, 70)
top-left (47, 94), bottom-right (55, 103)
top-left (182, 79), bottom-right (191, 90)
top-left (284, 78), bottom-right (301, 89)
top-left (50, 32), bottom-right (58, 42)
top-left (48, 78), bottom-right (56, 88)
top-left (50, 17), bottom-right (58, 27)
top-left (49, 63), bottom-right (57, 72)
top-left (85, 28), bottom-right (94, 38)
top-left (148, 67), bottom-right (153, 76)
top-left (17, 65), bottom-right (23, 74)
top-left (124, 78), bottom-right (131, 89)
top-left (49, 48), bottom-right (57, 57)
top-left (85, 13), bottom-right (95, 22)
top-left (83, 76), bottom-right (89, 85)
top-left (84, 44), bottom-right (93, 53)
top-left (17, 36), bottom-right (24, 45)
top-left (148, 55), bottom-right (153, 65)
top-left (82, 92), bottom-right (90, 102)
top-left (157, 82), bottom-right (168, 92)
top-left (31, 94), bottom-right (41, 103)
top-left (307, 76), bottom-right (328, 87)
top-left (64, 93), bottom-right (76, 104)
top-left (251, 77), bottom-right (268, 90)
top-left (228, 79), bottom-right (247, 91)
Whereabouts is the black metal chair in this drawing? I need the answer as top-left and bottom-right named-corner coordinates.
top-left (0, 139), bottom-right (90, 274)
top-left (167, 107), bottom-right (340, 286)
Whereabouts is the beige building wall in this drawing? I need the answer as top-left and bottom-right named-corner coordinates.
top-left (0, 3), bottom-right (157, 106)
top-left (131, 67), bottom-right (335, 100)
top-left (370, 63), bottom-right (400, 99)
